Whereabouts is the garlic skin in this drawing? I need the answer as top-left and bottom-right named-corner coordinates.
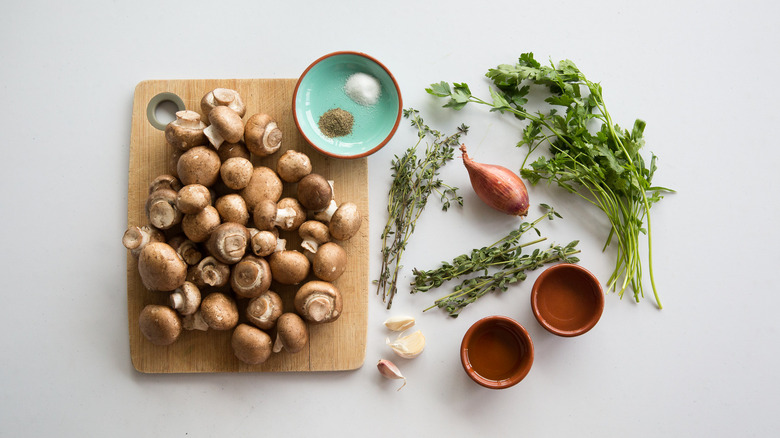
top-left (460, 144), bottom-right (529, 216)
top-left (384, 315), bottom-right (415, 332)
top-left (377, 359), bottom-right (407, 390)
top-left (386, 330), bottom-right (426, 359)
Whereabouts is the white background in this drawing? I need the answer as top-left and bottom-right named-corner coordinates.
top-left (1, 0), bottom-right (778, 436)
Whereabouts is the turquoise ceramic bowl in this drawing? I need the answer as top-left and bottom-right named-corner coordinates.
top-left (293, 51), bottom-right (402, 159)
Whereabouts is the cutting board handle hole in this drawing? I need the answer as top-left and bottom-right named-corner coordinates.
top-left (146, 92), bottom-right (186, 131)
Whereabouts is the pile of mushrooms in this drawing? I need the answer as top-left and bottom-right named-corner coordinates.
top-left (125, 88), bottom-right (362, 364)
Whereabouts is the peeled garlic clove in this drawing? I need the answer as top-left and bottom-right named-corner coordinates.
top-left (386, 330), bottom-right (425, 359)
top-left (377, 359), bottom-right (406, 390)
top-left (383, 315), bottom-right (415, 332)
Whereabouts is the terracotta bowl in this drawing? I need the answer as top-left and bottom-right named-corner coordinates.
top-left (531, 264), bottom-right (604, 337)
top-left (460, 316), bottom-right (534, 389)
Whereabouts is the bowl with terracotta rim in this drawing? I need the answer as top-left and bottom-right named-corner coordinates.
top-left (292, 51), bottom-right (402, 159)
top-left (531, 263), bottom-right (604, 337)
top-left (460, 315), bottom-right (534, 389)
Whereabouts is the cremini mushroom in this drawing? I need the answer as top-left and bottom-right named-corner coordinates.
top-left (188, 256), bottom-right (230, 288)
top-left (312, 242), bottom-right (347, 282)
top-left (244, 113), bottom-right (282, 157)
top-left (169, 281), bottom-right (201, 316)
top-left (249, 228), bottom-right (279, 257)
top-left (181, 205), bottom-right (221, 243)
top-left (139, 304), bottom-right (182, 346)
top-left (273, 313), bottom-right (309, 354)
top-left (201, 88), bottom-right (246, 119)
top-left (206, 222), bottom-right (250, 264)
top-left (200, 292), bottom-right (239, 331)
top-left (299, 220), bottom-right (330, 254)
top-left (294, 280), bottom-right (343, 324)
top-left (145, 188), bottom-right (182, 230)
top-left (268, 250), bottom-right (310, 285)
top-left (177, 146), bottom-right (221, 187)
top-left (204, 106), bottom-right (244, 150)
top-left (230, 255), bottom-right (272, 298)
top-left (329, 202), bottom-right (362, 241)
top-left (253, 198), bottom-right (304, 232)
top-left (215, 193), bottom-right (249, 225)
top-left (176, 184), bottom-right (212, 215)
top-left (220, 157), bottom-right (253, 190)
top-left (240, 166), bottom-right (283, 211)
top-left (167, 235), bottom-right (202, 265)
top-left (231, 324), bottom-right (272, 365)
top-left (149, 174), bottom-right (182, 194)
top-left (217, 141), bottom-right (251, 162)
top-left (297, 173), bottom-right (333, 212)
top-left (137, 242), bottom-right (188, 292)
top-left (276, 149), bottom-right (312, 183)
top-left (122, 225), bottom-right (164, 258)
top-left (246, 290), bottom-right (283, 330)
top-left (181, 310), bottom-right (209, 331)
top-left (165, 110), bottom-right (207, 151)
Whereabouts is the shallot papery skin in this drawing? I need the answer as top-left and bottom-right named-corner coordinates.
top-left (460, 145), bottom-right (529, 216)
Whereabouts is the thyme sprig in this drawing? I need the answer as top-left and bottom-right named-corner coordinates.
top-left (375, 108), bottom-right (468, 309)
top-left (412, 205), bottom-right (580, 317)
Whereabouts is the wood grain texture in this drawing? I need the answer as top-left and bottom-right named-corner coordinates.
top-left (127, 79), bottom-right (368, 373)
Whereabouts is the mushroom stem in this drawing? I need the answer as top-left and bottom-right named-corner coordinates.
top-left (203, 124), bottom-right (226, 149)
top-left (122, 225), bottom-right (164, 258)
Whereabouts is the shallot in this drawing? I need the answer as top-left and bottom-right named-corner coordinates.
top-left (460, 144), bottom-right (529, 216)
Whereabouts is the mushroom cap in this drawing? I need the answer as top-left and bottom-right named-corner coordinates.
top-left (206, 222), bottom-right (250, 264)
top-left (274, 313), bottom-right (309, 354)
top-left (312, 242), bottom-right (347, 282)
top-left (165, 110), bottom-right (207, 151)
top-left (294, 280), bottom-right (343, 324)
top-left (201, 88), bottom-right (246, 119)
top-left (122, 225), bottom-right (164, 258)
top-left (176, 184), bottom-right (212, 215)
top-left (181, 205), bottom-right (221, 243)
top-left (188, 256), bottom-right (231, 288)
top-left (276, 197), bottom-right (305, 231)
top-left (245, 113), bottom-right (282, 157)
top-left (268, 250), bottom-right (310, 285)
top-left (240, 166), bottom-right (283, 211)
top-left (276, 150), bottom-right (312, 183)
top-left (298, 220), bottom-right (330, 253)
top-left (139, 305), bottom-right (182, 346)
top-left (167, 235), bottom-right (203, 266)
top-left (208, 106), bottom-right (244, 144)
top-left (177, 146), bottom-right (221, 187)
top-left (231, 324), bottom-right (272, 365)
top-left (217, 141), bottom-right (251, 162)
top-left (149, 174), bottom-right (182, 195)
top-left (215, 193), bottom-right (249, 225)
top-left (230, 255), bottom-right (272, 298)
top-left (297, 173), bottom-right (333, 211)
top-left (169, 281), bottom-right (202, 316)
top-left (200, 292), bottom-right (239, 331)
top-left (250, 229), bottom-right (277, 257)
top-left (145, 188), bottom-right (182, 230)
top-left (329, 202), bottom-right (362, 241)
top-left (138, 242), bottom-right (188, 292)
top-left (252, 199), bottom-right (278, 231)
top-left (220, 157), bottom-right (253, 190)
top-left (246, 290), bottom-right (283, 330)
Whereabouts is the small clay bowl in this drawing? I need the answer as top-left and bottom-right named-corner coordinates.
top-left (460, 316), bottom-right (534, 389)
top-left (530, 264), bottom-right (604, 337)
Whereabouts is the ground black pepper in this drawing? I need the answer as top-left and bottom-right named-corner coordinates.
top-left (318, 108), bottom-right (354, 138)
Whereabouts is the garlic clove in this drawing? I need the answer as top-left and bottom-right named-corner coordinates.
top-left (377, 359), bottom-right (406, 390)
top-left (386, 330), bottom-right (425, 359)
top-left (383, 315), bottom-right (416, 332)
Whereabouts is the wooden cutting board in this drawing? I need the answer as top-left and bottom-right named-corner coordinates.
top-left (127, 79), bottom-right (368, 373)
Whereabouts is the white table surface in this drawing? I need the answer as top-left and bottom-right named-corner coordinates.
top-left (2, 0), bottom-right (778, 436)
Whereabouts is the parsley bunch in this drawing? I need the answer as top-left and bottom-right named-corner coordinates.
top-left (427, 53), bottom-right (672, 308)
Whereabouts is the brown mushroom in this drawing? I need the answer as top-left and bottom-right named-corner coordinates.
top-left (312, 242), bottom-right (347, 282)
top-left (299, 220), bottom-right (330, 254)
top-left (294, 280), bottom-right (343, 324)
top-left (181, 310), bottom-right (209, 331)
top-left (137, 242), bottom-right (188, 292)
top-left (122, 225), bottom-right (164, 258)
top-left (145, 188), bottom-right (182, 230)
top-left (167, 235), bottom-right (202, 265)
top-left (204, 106), bottom-right (244, 149)
top-left (273, 313), bottom-right (309, 354)
top-left (177, 146), bottom-right (221, 187)
top-left (268, 250), bottom-right (310, 285)
top-left (329, 202), bottom-right (362, 241)
top-left (252, 198), bottom-right (304, 232)
top-left (169, 281), bottom-right (201, 316)
top-left (249, 228), bottom-right (279, 257)
top-left (181, 205), bottom-right (220, 243)
top-left (239, 166), bottom-right (283, 212)
top-left (149, 174), bottom-right (182, 194)
top-left (217, 141), bottom-right (251, 162)
top-left (220, 157), bottom-right (253, 190)
top-left (200, 292), bottom-right (239, 330)
top-left (139, 304), bottom-right (182, 346)
top-left (244, 113), bottom-right (282, 157)
top-left (230, 255), bottom-right (272, 298)
top-left (188, 256), bottom-right (230, 288)
top-left (176, 184), bottom-right (212, 215)
top-left (297, 173), bottom-right (333, 211)
top-left (276, 150), bottom-right (312, 183)
top-left (231, 324), bottom-right (272, 365)
top-left (165, 110), bottom-right (207, 151)
top-left (206, 222), bottom-right (250, 264)
top-left (201, 88), bottom-right (246, 119)
top-left (215, 194), bottom-right (249, 225)
top-left (246, 290), bottom-right (283, 330)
